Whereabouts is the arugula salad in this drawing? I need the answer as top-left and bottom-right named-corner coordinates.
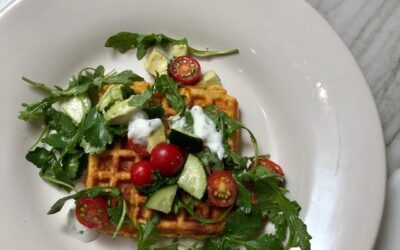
top-left (20, 32), bottom-right (311, 250)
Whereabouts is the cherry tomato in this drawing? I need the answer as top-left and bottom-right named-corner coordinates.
top-left (255, 157), bottom-right (284, 176)
top-left (207, 171), bottom-right (238, 207)
top-left (150, 142), bottom-right (184, 177)
top-left (130, 160), bottom-right (154, 186)
top-left (75, 197), bottom-right (108, 228)
top-left (168, 56), bottom-right (201, 85)
top-left (127, 137), bottom-right (150, 158)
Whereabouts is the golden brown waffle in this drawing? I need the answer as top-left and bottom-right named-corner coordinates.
top-left (85, 83), bottom-right (239, 237)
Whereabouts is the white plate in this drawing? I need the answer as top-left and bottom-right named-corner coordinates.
top-left (0, 0), bottom-right (386, 249)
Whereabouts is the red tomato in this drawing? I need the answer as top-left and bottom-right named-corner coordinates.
top-left (207, 171), bottom-right (238, 207)
top-left (127, 137), bottom-right (150, 158)
top-left (168, 56), bottom-right (201, 85)
top-left (130, 160), bottom-right (154, 186)
top-left (255, 157), bottom-right (284, 176)
top-left (75, 197), bottom-right (108, 228)
top-left (150, 142), bottom-right (184, 177)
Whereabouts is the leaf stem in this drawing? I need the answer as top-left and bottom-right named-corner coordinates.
top-left (112, 199), bottom-right (127, 239)
top-left (41, 175), bottom-right (77, 192)
top-left (29, 127), bottom-right (49, 151)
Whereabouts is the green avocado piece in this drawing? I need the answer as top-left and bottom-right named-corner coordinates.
top-left (146, 124), bottom-right (166, 153)
top-left (171, 44), bottom-right (188, 57)
top-left (61, 94), bottom-right (91, 124)
top-left (104, 96), bottom-right (139, 125)
top-left (144, 48), bottom-right (168, 76)
top-left (197, 70), bottom-right (222, 87)
top-left (96, 84), bottom-right (123, 112)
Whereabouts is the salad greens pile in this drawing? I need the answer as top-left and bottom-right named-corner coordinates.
top-left (19, 32), bottom-right (311, 250)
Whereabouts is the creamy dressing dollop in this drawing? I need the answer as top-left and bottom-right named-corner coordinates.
top-left (65, 203), bottom-right (99, 242)
top-left (190, 106), bottom-right (225, 159)
top-left (127, 110), bottom-right (163, 144)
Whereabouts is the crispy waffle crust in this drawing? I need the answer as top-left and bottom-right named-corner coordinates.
top-left (85, 82), bottom-right (239, 238)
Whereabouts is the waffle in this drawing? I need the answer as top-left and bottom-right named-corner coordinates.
top-left (85, 82), bottom-right (239, 237)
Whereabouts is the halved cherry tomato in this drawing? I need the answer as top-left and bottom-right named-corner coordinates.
top-left (207, 171), bottom-right (237, 207)
top-left (150, 142), bottom-right (184, 177)
top-left (168, 55), bottom-right (201, 85)
top-left (255, 157), bottom-right (284, 176)
top-left (130, 160), bottom-right (154, 186)
top-left (127, 137), bottom-right (150, 158)
top-left (75, 197), bottom-right (108, 228)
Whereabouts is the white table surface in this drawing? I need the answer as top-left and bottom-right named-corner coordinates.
top-left (1, 0), bottom-right (399, 249)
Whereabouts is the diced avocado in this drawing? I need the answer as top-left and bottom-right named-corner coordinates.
top-left (61, 94), bottom-right (91, 124)
top-left (104, 96), bottom-right (139, 125)
top-left (171, 44), bottom-right (188, 57)
top-left (169, 128), bottom-right (203, 152)
top-left (96, 84), bottom-right (123, 112)
top-left (177, 154), bottom-right (207, 200)
top-left (146, 124), bottom-right (166, 152)
top-left (145, 48), bottom-right (168, 76)
top-left (197, 70), bottom-right (222, 87)
top-left (145, 185), bottom-right (178, 213)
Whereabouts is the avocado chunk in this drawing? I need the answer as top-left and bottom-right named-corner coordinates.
top-left (145, 48), bottom-right (168, 76)
top-left (104, 96), bottom-right (139, 125)
top-left (146, 125), bottom-right (166, 152)
top-left (197, 70), bottom-right (222, 87)
top-left (171, 44), bottom-right (188, 57)
top-left (96, 84), bottom-right (123, 112)
top-left (61, 94), bottom-right (91, 124)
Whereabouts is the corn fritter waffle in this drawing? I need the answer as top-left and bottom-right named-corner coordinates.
top-left (85, 83), bottom-right (239, 237)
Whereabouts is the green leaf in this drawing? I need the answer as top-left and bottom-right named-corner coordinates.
top-left (128, 88), bottom-right (152, 107)
top-left (19, 96), bottom-right (59, 122)
top-left (153, 74), bottom-right (186, 115)
top-left (26, 147), bottom-right (56, 171)
top-left (104, 32), bottom-right (239, 59)
top-left (105, 70), bottom-right (143, 84)
top-left (136, 214), bottom-right (160, 250)
top-left (41, 133), bottom-right (70, 149)
top-left (44, 108), bottom-right (77, 136)
top-left (105, 32), bottom-right (139, 53)
top-left (242, 234), bottom-right (283, 250)
top-left (223, 209), bottom-right (264, 241)
top-left (47, 186), bottom-right (121, 214)
top-left (153, 238), bottom-right (179, 250)
top-left (81, 108), bottom-right (113, 150)
top-left (195, 147), bottom-right (224, 172)
top-left (235, 181), bottom-right (252, 214)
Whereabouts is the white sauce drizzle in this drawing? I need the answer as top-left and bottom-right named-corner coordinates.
top-left (65, 204), bottom-right (99, 242)
top-left (190, 106), bottom-right (225, 159)
top-left (127, 110), bottom-right (163, 145)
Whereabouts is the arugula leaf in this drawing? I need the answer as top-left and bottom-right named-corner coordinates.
top-left (136, 215), bottom-right (160, 250)
top-left (195, 147), bottom-right (224, 172)
top-left (235, 181), bottom-right (252, 214)
top-left (105, 32), bottom-right (239, 59)
top-left (47, 186), bottom-right (119, 214)
top-left (237, 165), bottom-right (312, 250)
top-left (19, 96), bottom-right (60, 122)
top-left (153, 74), bottom-right (186, 115)
top-left (241, 234), bottom-right (283, 250)
top-left (47, 186), bottom-right (128, 238)
top-left (105, 70), bottom-right (143, 84)
top-left (104, 32), bottom-right (139, 53)
top-left (223, 209), bottom-right (264, 241)
top-left (153, 238), bottom-right (179, 250)
top-left (173, 197), bottom-right (231, 224)
top-left (128, 88), bottom-right (152, 107)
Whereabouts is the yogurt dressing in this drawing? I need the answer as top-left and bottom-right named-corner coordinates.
top-left (190, 106), bottom-right (225, 159)
top-left (65, 203), bottom-right (99, 242)
top-left (127, 110), bottom-right (163, 144)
